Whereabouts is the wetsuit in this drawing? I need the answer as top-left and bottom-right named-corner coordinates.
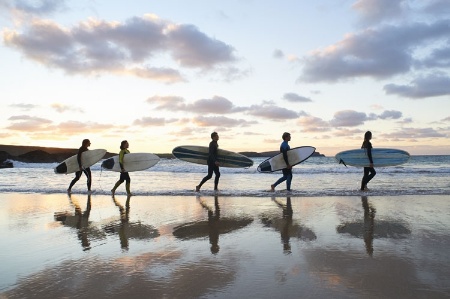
top-left (198, 140), bottom-right (220, 190)
top-left (68, 145), bottom-right (91, 191)
top-left (272, 140), bottom-right (292, 191)
top-left (361, 140), bottom-right (376, 190)
top-left (112, 149), bottom-right (131, 194)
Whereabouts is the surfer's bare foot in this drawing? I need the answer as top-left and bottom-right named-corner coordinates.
top-left (195, 186), bottom-right (200, 192)
top-left (67, 189), bottom-right (71, 194)
top-left (270, 185), bottom-right (275, 192)
top-left (111, 189), bottom-right (115, 195)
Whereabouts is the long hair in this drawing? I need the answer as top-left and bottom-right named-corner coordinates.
top-left (120, 140), bottom-right (128, 150)
top-left (362, 131), bottom-right (372, 148)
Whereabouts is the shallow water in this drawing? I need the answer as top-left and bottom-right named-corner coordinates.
top-left (1, 155), bottom-right (450, 197)
top-left (1, 193), bottom-right (449, 298)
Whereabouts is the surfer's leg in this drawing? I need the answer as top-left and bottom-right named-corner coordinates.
top-left (366, 167), bottom-right (376, 185)
top-left (111, 173), bottom-right (126, 194)
top-left (124, 173), bottom-right (132, 195)
top-left (213, 166), bottom-right (220, 190)
top-left (197, 164), bottom-right (214, 190)
top-left (68, 170), bottom-right (82, 192)
top-left (286, 174), bottom-right (292, 191)
top-left (84, 168), bottom-right (92, 191)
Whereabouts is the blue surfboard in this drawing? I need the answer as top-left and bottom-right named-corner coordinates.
top-left (335, 148), bottom-right (410, 167)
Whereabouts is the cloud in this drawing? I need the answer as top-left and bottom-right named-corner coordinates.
top-left (352, 0), bottom-right (408, 25)
top-left (147, 95), bottom-right (246, 114)
top-left (51, 103), bottom-right (84, 113)
top-left (7, 115), bottom-right (52, 130)
top-left (273, 49), bottom-right (284, 59)
top-left (384, 73), bottom-right (450, 99)
top-left (298, 20), bottom-right (450, 83)
top-left (192, 116), bottom-right (257, 127)
top-left (9, 0), bottom-right (66, 15)
top-left (283, 92), bottom-right (312, 103)
top-left (2, 14), bottom-right (239, 82)
top-left (329, 110), bottom-right (370, 127)
top-left (297, 116), bottom-right (330, 133)
top-left (133, 117), bottom-right (178, 127)
top-left (9, 103), bottom-right (39, 110)
top-left (380, 127), bottom-right (447, 140)
top-left (377, 110), bottom-right (402, 120)
top-left (6, 115), bottom-right (113, 136)
top-left (246, 104), bottom-right (304, 120)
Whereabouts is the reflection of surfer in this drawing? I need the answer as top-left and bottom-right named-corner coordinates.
top-left (55, 194), bottom-right (92, 250)
top-left (198, 196), bottom-right (220, 254)
top-left (67, 139), bottom-right (92, 194)
top-left (362, 196), bottom-right (375, 256)
top-left (196, 132), bottom-right (220, 192)
top-left (272, 197), bottom-right (293, 254)
top-left (111, 195), bottom-right (131, 250)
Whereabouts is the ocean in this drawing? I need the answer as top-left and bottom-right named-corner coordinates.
top-left (1, 155), bottom-right (449, 196)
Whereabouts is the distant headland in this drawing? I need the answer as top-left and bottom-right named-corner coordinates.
top-left (0, 144), bottom-right (325, 166)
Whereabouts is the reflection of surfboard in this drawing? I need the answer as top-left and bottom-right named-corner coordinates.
top-left (101, 153), bottom-right (160, 172)
top-left (335, 148), bottom-right (410, 167)
top-left (172, 146), bottom-right (253, 168)
top-left (257, 146), bottom-right (316, 173)
top-left (173, 218), bottom-right (253, 240)
top-left (54, 149), bottom-right (107, 174)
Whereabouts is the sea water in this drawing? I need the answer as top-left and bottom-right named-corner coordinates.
top-left (1, 155), bottom-right (449, 196)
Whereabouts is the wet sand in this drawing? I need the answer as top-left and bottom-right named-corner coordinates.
top-left (0, 193), bottom-right (449, 298)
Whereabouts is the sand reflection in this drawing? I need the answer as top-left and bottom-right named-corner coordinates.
top-left (103, 195), bottom-right (160, 250)
top-left (54, 194), bottom-right (106, 250)
top-left (173, 195), bottom-right (253, 254)
top-left (260, 197), bottom-right (317, 254)
top-left (336, 196), bottom-right (411, 256)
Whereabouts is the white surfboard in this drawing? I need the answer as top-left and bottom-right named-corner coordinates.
top-left (101, 153), bottom-right (160, 172)
top-left (257, 146), bottom-right (316, 173)
top-left (335, 148), bottom-right (410, 167)
top-left (54, 149), bottom-right (107, 174)
top-left (172, 145), bottom-right (253, 168)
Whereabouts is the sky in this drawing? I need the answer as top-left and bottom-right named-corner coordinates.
top-left (1, 0), bottom-right (449, 156)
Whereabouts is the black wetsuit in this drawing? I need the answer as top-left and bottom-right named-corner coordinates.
top-left (68, 145), bottom-right (91, 191)
top-left (198, 140), bottom-right (220, 190)
top-left (361, 140), bottom-right (376, 190)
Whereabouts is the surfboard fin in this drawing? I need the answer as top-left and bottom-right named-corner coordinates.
top-left (339, 159), bottom-right (348, 167)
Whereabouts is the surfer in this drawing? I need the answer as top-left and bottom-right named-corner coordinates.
top-left (271, 132), bottom-right (292, 192)
top-left (67, 139), bottom-right (92, 194)
top-left (196, 132), bottom-right (220, 191)
top-left (111, 140), bottom-right (132, 196)
top-left (361, 131), bottom-right (376, 191)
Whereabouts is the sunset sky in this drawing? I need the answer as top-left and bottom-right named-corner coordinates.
top-left (1, 0), bottom-right (449, 156)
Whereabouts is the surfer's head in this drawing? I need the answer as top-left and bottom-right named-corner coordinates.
top-left (120, 140), bottom-right (129, 150)
top-left (82, 139), bottom-right (90, 147)
top-left (282, 132), bottom-right (291, 141)
top-left (211, 132), bottom-right (219, 140)
top-left (364, 131), bottom-right (372, 140)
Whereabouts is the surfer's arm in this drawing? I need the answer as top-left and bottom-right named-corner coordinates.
top-left (281, 146), bottom-right (291, 168)
top-left (367, 147), bottom-right (374, 165)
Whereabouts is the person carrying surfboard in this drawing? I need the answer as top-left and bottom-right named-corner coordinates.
top-left (271, 132), bottom-right (293, 192)
top-left (67, 139), bottom-right (92, 194)
top-left (111, 140), bottom-right (132, 196)
top-left (361, 131), bottom-right (376, 191)
top-left (196, 132), bottom-right (220, 192)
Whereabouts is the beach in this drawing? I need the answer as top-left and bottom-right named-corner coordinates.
top-left (1, 192), bottom-right (449, 298)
